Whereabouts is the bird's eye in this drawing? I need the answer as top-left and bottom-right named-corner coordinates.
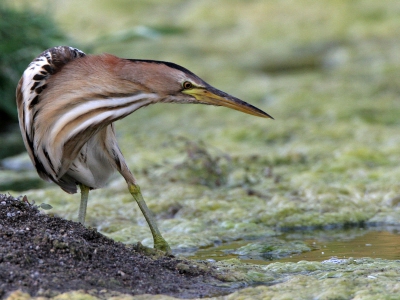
top-left (182, 81), bottom-right (193, 90)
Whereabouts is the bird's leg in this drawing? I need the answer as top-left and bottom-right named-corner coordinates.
top-left (128, 183), bottom-right (171, 254)
top-left (78, 184), bottom-right (90, 225)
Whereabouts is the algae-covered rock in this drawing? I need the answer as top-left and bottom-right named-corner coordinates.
top-left (213, 258), bottom-right (400, 299)
top-left (1, 152), bottom-right (34, 171)
top-left (229, 238), bottom-right (311, 260)
top-left (0, 129), bottom-right (25, 160)
top-left (0, 170), bottom-right (44, 192)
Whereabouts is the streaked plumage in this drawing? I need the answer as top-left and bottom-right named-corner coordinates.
top-left (16, 46), bottom-right (273, 253)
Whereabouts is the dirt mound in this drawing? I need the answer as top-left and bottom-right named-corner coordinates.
top-left (0, 194), bottom-right (232, 299)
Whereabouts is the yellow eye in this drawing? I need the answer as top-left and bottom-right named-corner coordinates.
top-left (183, 81), bottom-right (193, 89)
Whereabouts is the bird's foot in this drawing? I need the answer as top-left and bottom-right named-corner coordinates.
top-left (153, 235), bottom-right (172, 254)
top-left (135, 241), bottom-right (173, 257)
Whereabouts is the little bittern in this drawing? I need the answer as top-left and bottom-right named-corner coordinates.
top-left (16, 46), bottom-right (273, 253)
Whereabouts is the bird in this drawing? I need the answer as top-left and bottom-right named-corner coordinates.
top-left (16, 46), bottom-right (273, 253)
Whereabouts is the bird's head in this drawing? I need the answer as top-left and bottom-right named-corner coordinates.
top-left (121, 59), bottom-right (273, 119)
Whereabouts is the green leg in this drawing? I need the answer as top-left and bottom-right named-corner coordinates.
top-left (129, 183), bottom-right (171, 254)
top-left (78, 184), bottom-right (90, 225)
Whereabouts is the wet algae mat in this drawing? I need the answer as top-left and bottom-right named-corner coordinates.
top-left (4, 192), bottom-right (400, 300)
top-left (0, 194), bottom-right (232, 299)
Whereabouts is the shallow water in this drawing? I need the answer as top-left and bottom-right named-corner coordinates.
top-left (188, 227), bottom-right (400, 265)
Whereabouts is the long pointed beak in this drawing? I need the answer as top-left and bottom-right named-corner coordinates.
top-left (183, 86), bottom-right (274, 119)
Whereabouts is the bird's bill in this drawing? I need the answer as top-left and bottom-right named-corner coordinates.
top-left (183, 87), bottom-right (274, 119)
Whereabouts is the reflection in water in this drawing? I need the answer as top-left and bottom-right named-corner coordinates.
top-left (188, 227), bottom-right (400, 265)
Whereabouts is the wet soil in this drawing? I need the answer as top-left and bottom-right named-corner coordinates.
top-left (0, 194), bottom-right (233, 299)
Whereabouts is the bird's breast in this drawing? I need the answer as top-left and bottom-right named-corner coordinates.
top-left (63, 131), bottom-right (116, 189)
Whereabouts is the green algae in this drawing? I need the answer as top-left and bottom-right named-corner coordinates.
top-left (230, 239), bottom-right (311, 261)
top-left (0, 170), bottom-right (44, 191)
top-left (213, 258), bottom-right (400, 300)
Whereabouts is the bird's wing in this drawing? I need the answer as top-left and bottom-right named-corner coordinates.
top-left (16, 46), bottom-right (86, 184)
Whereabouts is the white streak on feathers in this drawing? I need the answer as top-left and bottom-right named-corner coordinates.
top-left (44, 94), bottom-right (156, 178)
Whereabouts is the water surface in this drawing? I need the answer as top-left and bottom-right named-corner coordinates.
top-left (189, 227), bottom-right (400, 265)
